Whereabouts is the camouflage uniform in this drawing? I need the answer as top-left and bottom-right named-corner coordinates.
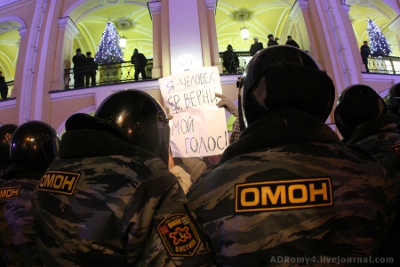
top-left (345, 113), bottom-right (400, 192)
top-left (187, 109), bottom-right (396, 267)
top-left (32, 128), bottom-right (215, 267)
top-left (344, 112), bottom-right (400, 262)
top-left (0, 164), bottom-right (44, 266)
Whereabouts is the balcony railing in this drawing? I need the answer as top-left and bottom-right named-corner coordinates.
top-left (63, 60), bottom-right (153, 90)
top-left (218, 52), bottom-right (400, 76)
top-left (367, 55), bottom-right (400, 74)
top-left (219, 51), bottom-right (251, 74)
top-left (0, 81), bottom-right (14, 99)
top-left (2, 54), bottom-right (398, 97)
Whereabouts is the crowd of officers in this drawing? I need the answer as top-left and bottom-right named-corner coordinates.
top-left (1, 45), bottom-right (400, 266)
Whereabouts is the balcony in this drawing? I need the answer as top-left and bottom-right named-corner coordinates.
top-left (2, 55), bottom-right (399, 99)
top-left (63, 60), bottom-right (154, 90)
top-left (367, 55), bottom-right (400, 74)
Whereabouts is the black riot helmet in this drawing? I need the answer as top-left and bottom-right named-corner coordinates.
top-left (238, 45), bottom-right (335, 128)
top-left (386, 83), bottom-right (400, 117)
top-left (11, 121), bottom-right (60, 173)
top-left (0, 124), bottom-right (17, 168)
top-left (334, 84), bottom-right (388, 141)
top-left (95, 89), bottom-right (170, 164)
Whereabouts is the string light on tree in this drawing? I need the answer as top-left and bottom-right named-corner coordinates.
top-left (366, 18), bottom-right (392, 56)
top-left (94, 21), bottom-right (125, 64)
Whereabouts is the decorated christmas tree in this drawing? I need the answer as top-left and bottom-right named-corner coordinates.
top-left (366, 18), bottom-right (392, 56)
top-left (94, 21), bottom-right (124, 64)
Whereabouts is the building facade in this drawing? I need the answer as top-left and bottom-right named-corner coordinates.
top-left (0, 0), bottom-right (399, 134)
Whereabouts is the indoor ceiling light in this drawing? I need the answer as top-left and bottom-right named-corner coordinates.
top-left (120, 36), bottom-right (127, 48)
top-left (119, 21), bottom-right (128, 48)
top-left (240, 14), bottom-right (249, 40)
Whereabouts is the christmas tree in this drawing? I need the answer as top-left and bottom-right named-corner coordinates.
top-left (366, 18), bottom-right (392, 56)
top-left (94, 21), bottom-right (124, 64)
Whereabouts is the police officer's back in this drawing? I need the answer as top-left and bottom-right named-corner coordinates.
top-left (335, 84), bottom-right (400, 191)
top-left (0, 124), bottom-right (17, 176)
top-left (386, 83), bottom-right (400, 120)
top-left (187, 46), bottom-right (395, 266)
top-left (335, 84), bottom-right (400, 262)
top-left (32, 90), bottom-right (214, 266)
top-left (0, 121), bottom-right (59, 266)
top-left (0, 123), bottom-right (17, 266)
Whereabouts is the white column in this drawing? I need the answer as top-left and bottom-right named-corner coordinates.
top-left (299, 0), bottom-right (363, 93)
top-left (148, 1), bottom-right (163, 78)
top-left (168, 0), bottom-right (203, 74)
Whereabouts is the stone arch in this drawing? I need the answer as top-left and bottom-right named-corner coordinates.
top-left (347, 0), bottom-right (400, 56)
top-left (0, 16), bottom-right (27, 97)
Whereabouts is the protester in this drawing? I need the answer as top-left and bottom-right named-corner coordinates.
top-left (215, 92), bottom-right (240, 144)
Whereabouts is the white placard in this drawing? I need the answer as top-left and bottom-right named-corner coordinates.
top-left (159, 67), bottom-right (228, 157)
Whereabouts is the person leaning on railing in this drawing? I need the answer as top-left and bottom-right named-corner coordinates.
top-left (0, 71), bottom-right (9, 99)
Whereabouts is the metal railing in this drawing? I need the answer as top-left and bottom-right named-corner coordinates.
top-left (219, 51), bottom-right (251, 74)
top-left (367, 55), bottom-right (400, 74)
top-left (219, 52), bottom-right (400, 76)
top-left (2, 55), bottom-right (399, 96)
top-left (63, 60), bottom-right (153, 90)
top-left (0, 81), bottom-right (14, 100)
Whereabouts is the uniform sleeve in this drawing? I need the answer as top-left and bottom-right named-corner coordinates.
top-left (124, 170), bottom-right (216, 266)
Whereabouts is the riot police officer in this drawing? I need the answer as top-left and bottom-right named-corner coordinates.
top-left (187, 46), bottom-right (395, 266)
top-left (335, 84), bottom-right (400, 261)
top-left (1, 121), bottom-right (60, 266)
top-left (335, 84), bottom-right (400, 188)
top-left (386, 83), bottom-right (400, 118)
top-left (0, 124), bottom-right (17, 176)
top-left (32, 90), bottom-right (215, 266)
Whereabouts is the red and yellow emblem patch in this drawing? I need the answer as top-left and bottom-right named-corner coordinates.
top-left (157, 213), bottom-right (201, 257)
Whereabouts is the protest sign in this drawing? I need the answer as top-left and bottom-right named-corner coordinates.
top-left (159, 67), bottom-right (228, 158)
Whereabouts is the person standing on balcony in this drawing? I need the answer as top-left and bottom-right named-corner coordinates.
top-left (72, 48), bottom-right (86, 88)
top-left (85, 52), bottom-right (98, 87)
top-left (131, 48), bottom-right (147, 81)
top-left (222, 44), bottom-right (239, 74)
top-left (249, 37), bottom-right (264, 56)
top-left (285, 35), bottom-right (300, 48)
top-left (267, 34), bottom-right (279, 47)
top-left (360, 40), bottom-right (371, 73)
top-left (0, 71), bottom-right (8, 99)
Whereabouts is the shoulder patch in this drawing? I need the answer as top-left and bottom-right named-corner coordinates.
top-left (0, 186), bottom-right (21, 201)
top-left (391, 143), bottom-right (400, 157)
top-left (235, 177), bottom-right (333, 212)
top-left (157, 213), bottom-right (201, 257)
top-left (37, 171), bottom-right (81, 195)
